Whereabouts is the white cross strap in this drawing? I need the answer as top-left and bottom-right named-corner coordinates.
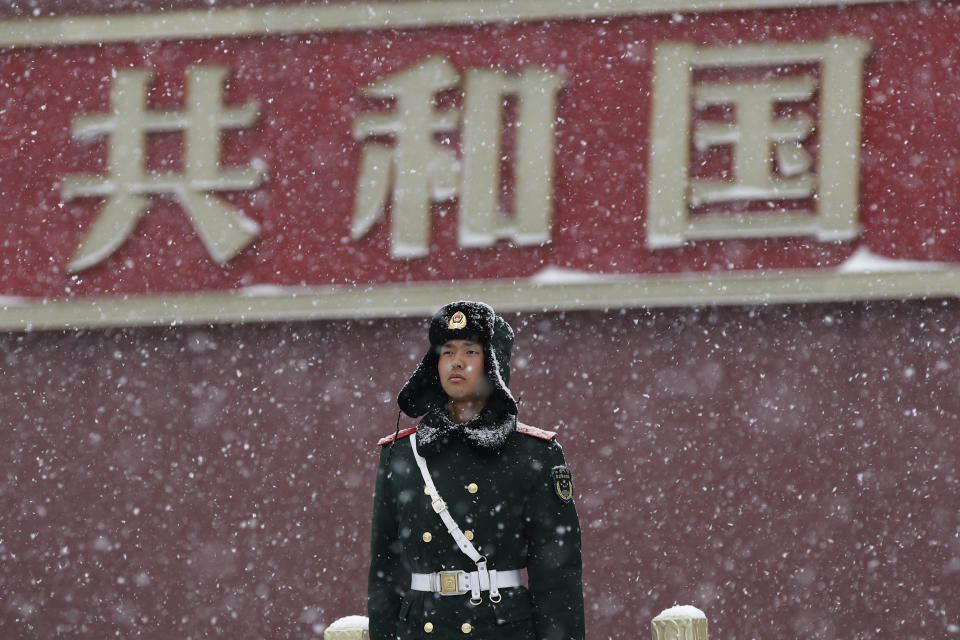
top-left (410, 434), bottom-right (483, 562)
top-left (410, 433), bottom-right (494, 602)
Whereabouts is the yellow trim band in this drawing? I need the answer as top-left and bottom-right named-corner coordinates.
top-left (0, 0), bottom-right (905, 49)
top-left (2, 269), bottom-right (958, 331)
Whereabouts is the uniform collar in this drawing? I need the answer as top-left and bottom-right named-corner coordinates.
top-left (415, 405), bottom-right (517, 456)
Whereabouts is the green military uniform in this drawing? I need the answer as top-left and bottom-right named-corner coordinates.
top-left (368, 301), bottom-right (584, 640)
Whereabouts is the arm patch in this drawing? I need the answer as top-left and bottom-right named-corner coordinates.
top-left (551, 465), bottom-right (574, 503)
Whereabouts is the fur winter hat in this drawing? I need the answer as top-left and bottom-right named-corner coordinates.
top-left (398, 301), bottom-right (517, 418)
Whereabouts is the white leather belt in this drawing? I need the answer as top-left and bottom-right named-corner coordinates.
top-left (410, 568), bottom-right (525, 600)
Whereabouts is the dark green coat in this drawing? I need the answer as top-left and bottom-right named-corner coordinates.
top-left (368, 425), bottom-right (584, 640)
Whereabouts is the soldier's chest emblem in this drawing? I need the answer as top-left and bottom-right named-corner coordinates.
top-left (551, 465), bottom-right (574, 503)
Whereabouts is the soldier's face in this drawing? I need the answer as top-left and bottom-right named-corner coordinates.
top-left (437, 339), bottom-right (491, 404)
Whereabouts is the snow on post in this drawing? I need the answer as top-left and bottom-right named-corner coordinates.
top-left (323, 615), bottom-right (370, 640)
top-left (651, 605), bottom-right (708, 640)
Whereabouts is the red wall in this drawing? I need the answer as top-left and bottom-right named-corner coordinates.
top-left (2, 301), bottom-right (958, 638)
top-left (5, 2), bottom-right (960, 299)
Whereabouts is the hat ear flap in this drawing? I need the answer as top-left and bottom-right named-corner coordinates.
top-left (484, 346), bottom-right (518, 415)
top-left (398, 348), bottom-right (445, 417)
top-left (491, 315), bottom-right (515, 387)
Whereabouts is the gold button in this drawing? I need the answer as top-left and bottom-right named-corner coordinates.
top-left (422, 532), bottom-right (432, 542)
top-left (424, 622), bottom-right (434, 633)
top-left (461, 623), bottom-right (472, 634)
top-left (424, 486), bottom-right (431, 495)
top-left (464, 530), bottom-right (474, 541)
top-left (467, 483), bottom-right (478, 494)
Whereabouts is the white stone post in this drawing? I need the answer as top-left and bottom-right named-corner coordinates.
top-left (651, 605), bottom-right (709, 640)
top-left (324, 615), bottom-right (370, 640)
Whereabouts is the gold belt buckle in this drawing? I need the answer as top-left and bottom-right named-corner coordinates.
top-left (438, 571), bottom-right (465, 595)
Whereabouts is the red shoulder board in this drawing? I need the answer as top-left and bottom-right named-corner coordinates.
top-left (378, 426), bottom-right (417, 447)
top-left (516, 423), bottom-right (557, 441)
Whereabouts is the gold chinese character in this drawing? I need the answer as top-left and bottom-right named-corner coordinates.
top-left (62, 66), bottom-right (264, 272)
top-left (351, 56), bottom-right (461, 258)
top-left (647, 36), bottom-right (871, 249)
top-left (691, 77), bottom-right (816, 206)
top-left (351, 56), bottom-right (564, 258)
top-left (460, 67), bottom-right (563, 248)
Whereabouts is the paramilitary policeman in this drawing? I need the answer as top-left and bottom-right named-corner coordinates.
top-left (368, 301), bottom-right (585, 640)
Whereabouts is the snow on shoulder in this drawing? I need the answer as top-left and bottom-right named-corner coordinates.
top-left (516, 423), bottom-right (557, 441)
top-left (653, 605), bottom-right (707, 620)
top-left (378, 427), bottom-right (417, 447)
